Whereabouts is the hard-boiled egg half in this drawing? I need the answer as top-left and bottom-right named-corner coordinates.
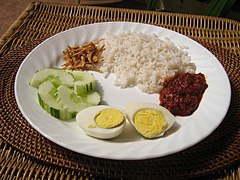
top-left (76, 105), bottom-right (126, 139)
top-left (123, 102), bottom-right (175, 139)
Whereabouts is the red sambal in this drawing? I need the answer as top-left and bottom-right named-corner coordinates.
top-left (159, 73), bottom-right (208, 116)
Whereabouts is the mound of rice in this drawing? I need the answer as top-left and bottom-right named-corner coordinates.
top-left (99, 32), bottom-right (196, 94)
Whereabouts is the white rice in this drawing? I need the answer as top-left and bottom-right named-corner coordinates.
top-left (99, 32), bottom-right (196, 94)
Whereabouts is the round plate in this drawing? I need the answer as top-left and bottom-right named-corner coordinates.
top-left (14, 22), bottom-right (231, 160)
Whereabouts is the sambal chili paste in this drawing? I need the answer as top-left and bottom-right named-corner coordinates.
top-left (159, 73), bottom-right (208, 116)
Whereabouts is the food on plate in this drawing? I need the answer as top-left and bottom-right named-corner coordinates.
top-left (29, 68), bottom-right (74, 88)
top-left (56, 85), bottom-right (100, 113)
top-left (76, 105), bottom-right (126, 139)
top-left (98, 32), bottom-right (196, 93)
top-left (77, 102), bottom-right (176, 140)
top-left (95, 108), bottom-right (125, 128)
top-left (62, 41), bottom-right (105, 71)
top-left (30, 31), bottom-right (206, 139)
top-left (38, 81), bottom-right (75, 119)
top-left (123, 102), bottom-right (175, 138)
top-left (70, 70), bottom-right (96, 94)
top-left (29, 68), bottom-right (101, 120)
top-left (159, 73), bottom-right (208, 116)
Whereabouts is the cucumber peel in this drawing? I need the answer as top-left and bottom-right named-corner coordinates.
top-left (56, 85), bottom-right (92, 113)
top-left (68, 70), bottom-right (97, 94)
top-left (38, 81), bottom-right (75, 120)
top-left (30, 68), bottom-right (101, 120)
top-left (29, 68), bottom-right (74, 88)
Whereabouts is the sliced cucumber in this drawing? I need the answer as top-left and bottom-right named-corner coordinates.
top-left (74, 80), bottom-right (96, 94)
top-left (56, 85), bottom-right (93, 114)
top-left (68, 70), bottom-right (96, 94)
top-left (38, 81), bottom-right (74, 120)
top-left (30, 68), bottom-right (74, 88)
top-left (31, 68), bottom-right (101, 120)
top-left (82, 91), bottom-right (101, 105)
top-left (69, 70), bottom-right (94, 81)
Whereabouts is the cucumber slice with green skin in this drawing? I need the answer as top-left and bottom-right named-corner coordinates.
top-left (69, 70), bottom-right (94, 81)
top-left (82, 91), bottom-right (101, 105)
top-left (68, 70), bottom-right (96, 94)
top-left (30, 68), bottom-right (74, 88)
top-left (56, 85), bottom-right (93, 114)
top-left (31, 68), bottom-right (101, 119)
top-left (38, 81), bottom-right (75, 120)
top-left (74, 80), bottom-right (96, 94)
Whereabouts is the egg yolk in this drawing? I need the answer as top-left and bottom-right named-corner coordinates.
top-left (134, 108), bottom-right (168, 138)
top-left (94, 108), bottom-right (125, 128)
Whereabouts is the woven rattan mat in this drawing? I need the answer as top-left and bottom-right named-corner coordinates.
top-left (0, 2), bottom-right (240, 179)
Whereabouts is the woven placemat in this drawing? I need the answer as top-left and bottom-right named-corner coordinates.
top-left (0, 35), bottom-right (239, 179)
top-left (0, 2), bottom-right (240, 58)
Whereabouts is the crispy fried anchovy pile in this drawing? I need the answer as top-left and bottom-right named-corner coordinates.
top-left (62, 40), bottom-right (105, 72)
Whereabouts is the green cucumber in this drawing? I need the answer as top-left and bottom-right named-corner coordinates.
top-left (68, 70), bottom-right (96, 94)
top-left (31, 68), bottom-right (101, 120)
top-left (74, 80), bottom-right (96, 94)
top-left (82, 91), bottom-right (101, 105)
top-left (30, 68), bottom-right (74, 88)
top-left (56, 85), bottom-right (93, 114)
top-left (38, 81), bottom-right (75, 120)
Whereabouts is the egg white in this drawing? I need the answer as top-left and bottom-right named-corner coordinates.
top-left (123, 102), bottom-right (175, 138)
top-left (76, 105), bottom-right (126, 139)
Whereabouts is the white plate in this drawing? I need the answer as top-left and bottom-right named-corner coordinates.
top-left (15, 22), bottom-right (231, 160)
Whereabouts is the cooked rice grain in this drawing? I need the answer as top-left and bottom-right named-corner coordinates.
top-left (99, 32), bottom-right (196, 93)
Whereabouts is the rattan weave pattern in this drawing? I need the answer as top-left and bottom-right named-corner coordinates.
top-left (0, 2), bottom-right (240, 179)
top-left (0, 2), bottom-right (239, 57)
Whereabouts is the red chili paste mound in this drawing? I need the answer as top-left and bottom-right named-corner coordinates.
top-left (159, 73), bottom-right (208, 116)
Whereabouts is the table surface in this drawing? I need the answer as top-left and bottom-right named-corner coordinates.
top-left (0, 0), bottom-right (146, 38)
top-left (0, 1), bottom-right (239, 179)
top-left (1, 0), bottom-right (239, 38)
